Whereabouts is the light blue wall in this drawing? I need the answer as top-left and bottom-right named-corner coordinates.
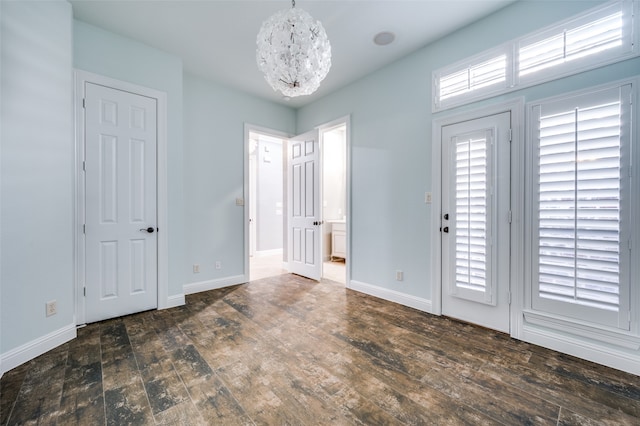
top-left (73, 20), bottom-right (186, 298)
top-left (183, 72), bottom-right (294, 283)
top-left (1, 1), bottom-right (74, 354)
top-left (296, 0), bottom-right (638, 302)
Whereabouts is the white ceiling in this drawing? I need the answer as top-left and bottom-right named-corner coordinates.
top-left (70, 0), bottom-right (517, 108)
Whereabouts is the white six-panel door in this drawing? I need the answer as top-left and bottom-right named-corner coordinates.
top-left (288, 130), bottom-right (322, 280)
top-left (441, 112), bottom-right (511, 333)
top-left (84, 82), bottom-right (158, 323)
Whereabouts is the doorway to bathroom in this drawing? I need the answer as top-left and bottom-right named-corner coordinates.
top-left (245, 118), bottom-right (349, 285)
top-left (320, 122), bottom-right (347, 285)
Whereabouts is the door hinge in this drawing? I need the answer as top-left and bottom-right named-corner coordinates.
top-left (508, 128), bottom-right (512, 142)
top-left (83, 287), bottom-right (86, 297)
top-left (82, 98), bottom-right (86, 109)
top-left (507, 291), bottom-right (512, 305)
top-left (83, 224), bottom-right (86, 234)
top-left (508, 210), bottom-right (512, 224)
top-left (629, 239), bottom-right (633, 250)
top-left (82, 161), bottom-right (86, 171)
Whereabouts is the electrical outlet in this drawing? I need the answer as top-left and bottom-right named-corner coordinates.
top-left (396, 270), bottom-right (404, 281)
top-left (193, 264), bottom-right (200, 273)
top-left (215, 261), bottom-right (222, 270)
top-left (46, 300), bottom-right (57, 317)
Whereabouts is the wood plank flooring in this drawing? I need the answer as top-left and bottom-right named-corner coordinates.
top-left (1, 273), bottom-right (639, 425)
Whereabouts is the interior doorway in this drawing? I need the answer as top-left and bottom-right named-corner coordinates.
top-left (321, 123), bottom-right (347, 284)
top-left (248, 131), bottom-right (287, 281)
top-left (245, 119), bottom-right (349, 285)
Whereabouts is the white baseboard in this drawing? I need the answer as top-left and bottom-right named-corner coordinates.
top-left (521, 323), bottom-right (640, 376)
top-left (183, 274), bottom-right (247, 295)
top-left (254, 249), bottom-right (283, 257)
top-left (0, 322), bottom-right (76, 376)
top-left (164, 294), bottom-right (185, 309)
top-left (348, 280), bottom-right (433, 314)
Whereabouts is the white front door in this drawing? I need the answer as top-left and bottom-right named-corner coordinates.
top-left (84, 82), bottom-right (158, 323)
top-left (288, 130), bottom-right (322, 280)
top-left (441, 112), bottom-right (511, 333)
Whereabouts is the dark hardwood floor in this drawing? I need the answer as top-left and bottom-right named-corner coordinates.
top-left (1, 273), bottom-right (639, 425)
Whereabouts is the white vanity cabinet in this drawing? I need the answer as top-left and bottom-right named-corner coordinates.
top-left (330, 221), bottom-right (346, 260)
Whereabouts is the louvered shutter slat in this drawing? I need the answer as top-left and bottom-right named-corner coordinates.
top-left (537, 97), bottom-right (622, 314)
top-left (455, 135), bottom-right (488, 293)
top-left (519, 10), bottom-right (623, 78)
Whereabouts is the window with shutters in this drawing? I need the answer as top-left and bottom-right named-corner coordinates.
top-left (434, 48), bottom-right (510, 111)
top-left (432, 1), bottom-right (637, 112)
top-left (528, 83), bottom-right (632, 330)
top-left (517, 1), bottom-right (631, 86)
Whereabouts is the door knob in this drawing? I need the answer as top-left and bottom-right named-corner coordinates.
top-left (443, 214), bottom-right (449, 220)
top-left (140, 227), bottom-right (155, 233)
top-left (443, 226), bottom-right (449, 233)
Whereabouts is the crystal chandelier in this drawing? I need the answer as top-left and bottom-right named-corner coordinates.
top-left (256, 0), bottom-right (331, 97)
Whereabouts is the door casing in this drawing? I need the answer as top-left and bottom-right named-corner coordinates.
top-left (74, 70), bottom-right (171, 325)
top-left (431, 99), bottom-right (525, 336)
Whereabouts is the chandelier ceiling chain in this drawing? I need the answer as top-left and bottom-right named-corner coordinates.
top-left (256, 0), bottom-right (332, 97)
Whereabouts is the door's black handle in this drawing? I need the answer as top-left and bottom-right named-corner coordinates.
top-left (140, 227), bottom-right (155, 233)
top-left (443, 214), bottom-right (449, 220)
top-left (443, 226), bottom-right (449, 233)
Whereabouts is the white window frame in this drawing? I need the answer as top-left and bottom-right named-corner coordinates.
top-left (433, 45), bottom-right (512, 111)
top-left (522, 79), bottom-right (638, 347)
top-left (516, 1), bottom-right (634, 87)
top-left (432, 0), bottom-right (639, 112)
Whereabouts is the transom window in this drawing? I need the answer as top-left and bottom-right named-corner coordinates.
top-left (433, 1), bottom-right (637, 111)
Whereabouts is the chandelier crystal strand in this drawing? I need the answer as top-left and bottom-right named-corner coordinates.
top-left (256, 0), bottom-right (331, 97)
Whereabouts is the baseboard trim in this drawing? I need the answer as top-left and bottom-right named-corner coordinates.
top-left (254, 249), bottom-right (283, 257)
top-left (164, 294), bottom-right (185, 309)
top-left (521, 323), bottom-right (640, 375)
top-left (0, 323), bottom-right (76, 376)
top-left (183, 274), bottom-right (247, 295)
top-left (348, 280), bottom-right (433, 314)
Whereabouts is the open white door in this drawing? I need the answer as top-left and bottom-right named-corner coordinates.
top-left (84, 82), bottom-right (158, 323)
top-left (288, 130), bottom-right (322, 280)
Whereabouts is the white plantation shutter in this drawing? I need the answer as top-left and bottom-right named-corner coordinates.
top-left (434, 48), bottom-right (509, 110)
top-left (531, 84), bottom-right (632, 329)
top-left (455, 136), bottom-right (489, 294)
top-left (446, 127), bottom-right (499, 306)
top-left (439, 55), bottom-right (507, 101)
top-left (518, 2), bottom-right (631, 84)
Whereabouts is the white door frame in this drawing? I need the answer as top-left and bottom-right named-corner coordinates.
top-left (431, 99), bottom-right (524, 335)
top-left (74, 70), bottom-right (169, 325)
